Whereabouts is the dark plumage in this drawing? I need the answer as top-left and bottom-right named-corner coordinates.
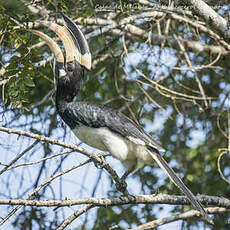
top-left (62, 101), bottom-right (163, 150)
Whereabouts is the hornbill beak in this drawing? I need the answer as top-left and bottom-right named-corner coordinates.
top-left (31, 30), bottom-right (64, 63)
top-left (61, 13), bottom-right (91, 70)
top-left (31, 14), bottom-right (91, 71)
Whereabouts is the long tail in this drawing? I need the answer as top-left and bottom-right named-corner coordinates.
top-left (148, 148), bottom-right (213, 224)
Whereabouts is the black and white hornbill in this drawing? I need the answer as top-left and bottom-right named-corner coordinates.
top-left (31, 14), bottom-right (212, 224)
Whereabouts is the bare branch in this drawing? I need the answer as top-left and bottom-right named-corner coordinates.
top-left (0, 139), bottom-right (39, 176)
top-left (129, 207), bottom-right (228, 230)
top-left (0, 158), bottom-right (91, 226)
top-left (125, 24), bottom-right (229, 55)
top-left (0, 194), bottom-right (229, 208)
top-left (173, 35), bottom-right (208, 107)
top-left (135, 69), bottom-right (215, 102)
top-left (217, 150), bottom-right (230, 184)
top-left (0, 127), bottom-right (129, 196)
top-left (177, 0), bottom-right (230, 38)
top-left (5, 150), bottom-right (74, 171)
top-left (57, 204), bottom-right (95, 230)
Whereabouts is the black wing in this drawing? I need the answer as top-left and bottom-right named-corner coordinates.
top-left (63, 101), bottom-right (164, 151)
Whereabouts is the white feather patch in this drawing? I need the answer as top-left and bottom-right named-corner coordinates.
top-left (59, 69), bottom-right (66, 77)
top-left (127, 136), bottom-right (146, 145)
top-left (149, 142), bottom-right (166, 152)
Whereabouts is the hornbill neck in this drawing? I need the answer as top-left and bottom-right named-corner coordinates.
top-left (55, 67), bottom-right (84, 113)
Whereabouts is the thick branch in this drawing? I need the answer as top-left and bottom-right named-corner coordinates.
top-left (0, 194), bottom-right (229, 208)
top-left (177, 0), bottom-right (230, 38)
top-left (125, 24), bottom-right (229, 55)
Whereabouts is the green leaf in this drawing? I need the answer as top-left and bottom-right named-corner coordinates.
top-left (24, 77), bottom-right (35, 87)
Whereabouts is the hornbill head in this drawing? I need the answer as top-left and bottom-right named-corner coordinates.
top-left (31, 14), bottom-right (91, 98)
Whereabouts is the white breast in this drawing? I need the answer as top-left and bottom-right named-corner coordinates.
top-left (72, 125), bottom-right (154, 171)
top-left (73, 126), bottom-right (131, 161)
top-left (73, 126), bottom-right (107, 151)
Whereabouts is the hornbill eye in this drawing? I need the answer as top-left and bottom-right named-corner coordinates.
top-left (66, 62), bottom-right (74, 72)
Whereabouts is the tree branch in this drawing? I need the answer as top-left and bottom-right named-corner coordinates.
top-left (0, 158), bottom-right (91, 226)
top-left (125, 24), bottom-right (229, 55)
top-left (177, 0), bottom-right (230, 38)
top-left (0, 127), bottom-right (128, 193)
top-left (129, 207), bottom-right (229, 230)
top-left (0, 194), bottom-right (229, 208)
top-left (0, 139), bottom-right (39, 176)
top-left (57, 204), bottom-right (95, 230)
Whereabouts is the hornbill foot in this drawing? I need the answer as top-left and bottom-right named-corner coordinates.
top-left (93, 154), bottom-right (107, 169)
top-left (115, 179), bottom-right (127, 193)
top-left (115, 169), bottom-right (133, 193)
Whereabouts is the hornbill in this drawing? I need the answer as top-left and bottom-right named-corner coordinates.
top-left (31, 14), bottom-right (212, 224)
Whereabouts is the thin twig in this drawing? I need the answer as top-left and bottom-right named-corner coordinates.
top-left (217, 150), bottom-right (230, 184)
top-left (173, 35), bottom-right (208, 107)
top-left (129, 207), bottom-right (227, 230)
top-left (0, 158), bottom-right (92, 226)
top-left (135, 70), bottom-right (214, 101)
top-left (0, 139), bottom-right (39, 176)
top-left (5, 150), bottom-right (73, 171)
top-left (57, 204), bottom-right (95, 230)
